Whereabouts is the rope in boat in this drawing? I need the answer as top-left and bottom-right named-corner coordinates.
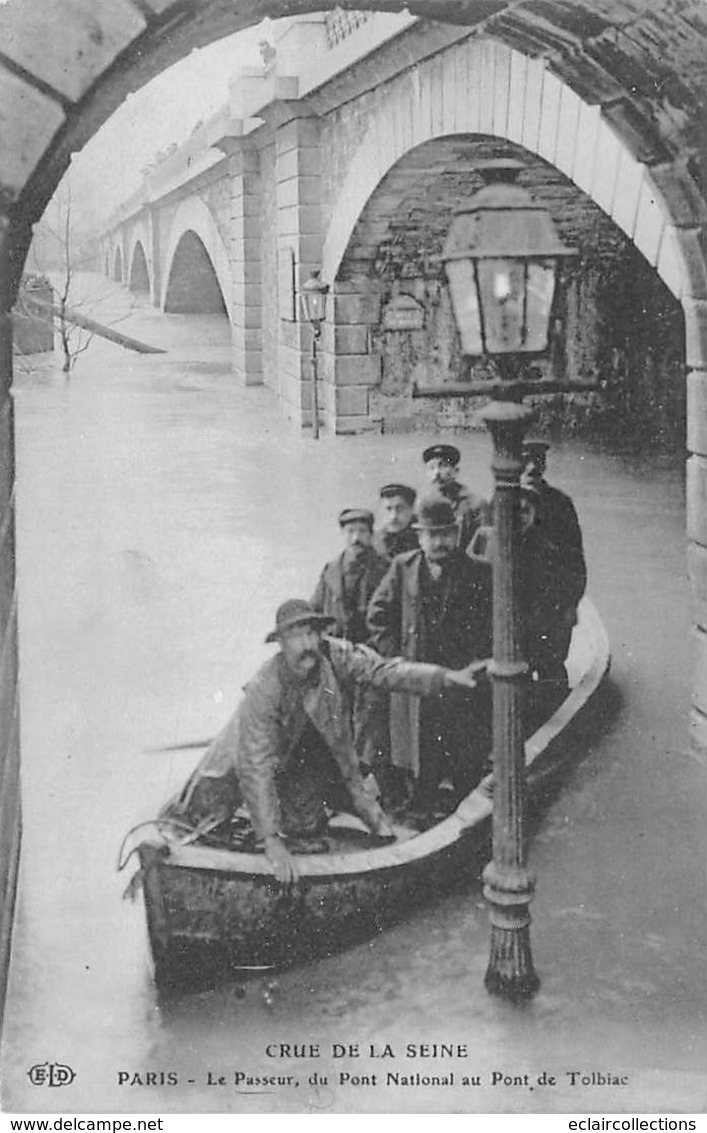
top-left (116, 817), bottom-right (199, 872)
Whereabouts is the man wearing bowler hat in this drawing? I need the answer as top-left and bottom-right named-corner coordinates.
top-left (374, 483), bottom-right (419, 562)
top-left (422, 443), bottom-right (488, 552)
top-left (367, 495), bottom-right (493, 821)
top-left (162, 598), bottom-right (484, 881)
top-left (310, 508), bottom-right (389, 644)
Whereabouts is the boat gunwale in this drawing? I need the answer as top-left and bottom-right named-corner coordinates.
top-left (140, 597), bottom-right (610, 882)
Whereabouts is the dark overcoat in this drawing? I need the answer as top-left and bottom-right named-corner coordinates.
top-left (367, 549), bottom-right (492, 775)
top-left (373, 525), bottom-right (419, 562)
top-left (533, 481), bottom-right (587, 610)
top-left (311, 548), bottom-right (389, 642)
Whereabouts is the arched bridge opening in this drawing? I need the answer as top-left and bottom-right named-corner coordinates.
top-left (113, 246), bottom-right (123, 284)
top-left (338, 134), bottom-right (685, 448)
top-left (163, 230), bottom-right (227, 315)
top-left (128, 241), bottom-right (150, 297)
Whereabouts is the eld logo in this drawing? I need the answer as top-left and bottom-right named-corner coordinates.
top-left (27, 1062), bottom-right (76, 1087)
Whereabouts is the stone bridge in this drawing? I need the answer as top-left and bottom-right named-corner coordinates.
top-left (100, 14), bottom-right (694, 448)
top-left (4, 0), bottom-right (707, 1020)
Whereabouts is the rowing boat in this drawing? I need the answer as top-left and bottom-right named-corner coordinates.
top-left (127, 597), bottom-right (610, 991)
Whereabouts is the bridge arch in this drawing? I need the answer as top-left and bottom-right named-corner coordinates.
top-left (113, 246), bottom-right (123, 284)
top-left (160, 197), bottom-right (230, 315)
top-left (128, 239), bottom-right (151, 296)
top-left (322, 39), bottom-right (698, 304)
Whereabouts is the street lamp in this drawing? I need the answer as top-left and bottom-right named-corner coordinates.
top-left (299, 269), bottom-right (329, 439)
top-left (442, 160), bottom-right (576, 1000)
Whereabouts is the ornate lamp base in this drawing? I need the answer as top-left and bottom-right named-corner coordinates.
top-left (483, 862), bottom-right (540, 1000)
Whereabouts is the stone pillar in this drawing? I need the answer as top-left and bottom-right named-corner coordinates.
top-left (320, 281), bottom-right (383, 434)
top-left (229, 143), bottom-right (263, 386)
top-left (0, 212), bottom-right (24, 1027)
top-left (148, 208), bottom-right (161, 309)
top-left (275, 112), bottom-right (323, 430)
top-left (686, 292), bottom-right (707, 747)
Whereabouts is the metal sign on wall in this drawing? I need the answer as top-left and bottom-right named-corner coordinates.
top-left (382, 292), bottom-right (425, 331)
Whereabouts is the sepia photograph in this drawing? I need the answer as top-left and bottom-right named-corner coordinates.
top-left (0, 0), bottom-right (705, 1119)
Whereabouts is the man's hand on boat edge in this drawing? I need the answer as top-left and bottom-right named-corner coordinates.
top-left (442, 657), bottom-right (490, 690)
top-left (264, 834), bottom-right (301, 884)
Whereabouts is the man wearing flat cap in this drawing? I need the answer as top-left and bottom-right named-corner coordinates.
top-left (368, 495), bottom-right (493, 820)
top-left (161, 598), bottom-right (484, 881)
top-left (310, 508), bottom-right (389, 644)
top-left (374, 483), bottom-right (419, 562)
top-left (422, 443), bottom-right (488, 552)
top-left (310, 508), bottom-right (390, 768)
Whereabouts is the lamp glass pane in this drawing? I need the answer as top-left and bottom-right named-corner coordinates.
top-left (477, 258), bottom-right (526, 352)
top-left (299, 284), bottom-right (327, 325)
top-left (445, 259), bottom-right (482, 355)
top-left (524, 260), bottom-right (557, 351)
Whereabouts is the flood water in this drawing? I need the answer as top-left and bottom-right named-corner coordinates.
top-left (2, 278), bottom-right (705, 1114)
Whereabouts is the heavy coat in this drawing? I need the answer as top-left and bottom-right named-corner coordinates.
top-left (162, 637), bottom-right (448, 840)
top-left (367, 549), bottom-right (492, 775)
top-left (533, 481), bottom-right (587, 611)
top-left (373, 525), bottom-right (419, 562)
top-left (310, 548), bottom-right (389, 642)
top-left (519, 515), bottom-right (586, 681)
top-left (437, 480), bottom-right (489, 552)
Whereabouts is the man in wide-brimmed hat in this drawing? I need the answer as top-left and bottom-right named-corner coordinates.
top-left (162, 597), bottom-right (484, 881)
top-left (421, 443), bottom-right (488, 552)
top-left (367, 495), bottom-right (493, 821)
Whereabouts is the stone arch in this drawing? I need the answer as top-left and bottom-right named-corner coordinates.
top-left (160, 196), bottom-right (231, 315)
top-left (113, 246), bottom-right (123, 283)
top-left (163, 230), bottom-right (227, 314)
top-left (322, 39), bottom-right (701, 305)
top-left (128, 239), bottom-right (151, 296)
top-left (104, 249), bottom-right (110, 277)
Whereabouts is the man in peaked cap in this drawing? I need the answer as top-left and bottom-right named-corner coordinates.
top-left (368, 495), bottom-right (493, 822)
top-left (161, 598), bottom-right (485, 882)
top-left (422, 443), bottom-right (488, 552)
top-left (374, 483), bottom-right (419, 562)
top-left (521, 440), bottom-right (587, 704)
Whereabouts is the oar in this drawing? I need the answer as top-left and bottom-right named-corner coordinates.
top-left (145, 737), bottom-right (213, 753)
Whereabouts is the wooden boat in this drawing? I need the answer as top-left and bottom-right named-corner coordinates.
top-left (126, 597), bottom-right (610, 991)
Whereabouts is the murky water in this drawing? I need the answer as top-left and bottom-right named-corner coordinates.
top-left (2, 279), bottom-right (705, 1113)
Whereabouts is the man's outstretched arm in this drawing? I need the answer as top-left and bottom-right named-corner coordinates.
top-left (332, 637), bottom-right (488, 696)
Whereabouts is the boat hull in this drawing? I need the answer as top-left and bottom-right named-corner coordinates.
top-left (136, 598), bottom-right (610, 990)
top-left (139, 834), bottom-right (475, 989)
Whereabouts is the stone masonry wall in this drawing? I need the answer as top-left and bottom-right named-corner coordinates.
top-left (0, 224), bottom-right (21, 1025)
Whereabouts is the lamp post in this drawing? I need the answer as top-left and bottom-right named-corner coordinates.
top-left (442, 160), bottom-right (576, 1000)
top-left (299, 269), bottom-right (329, 439)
